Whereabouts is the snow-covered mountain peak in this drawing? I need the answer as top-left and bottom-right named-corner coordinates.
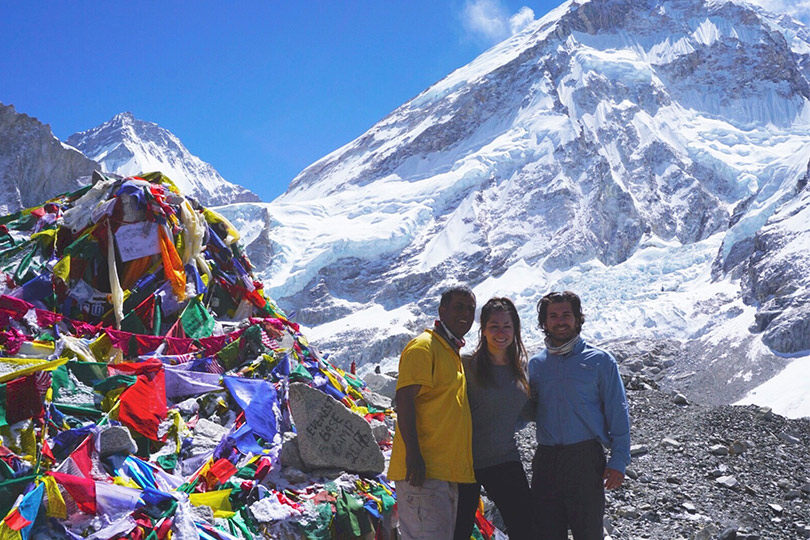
top-left (217, 0), bottom-right (810, 417)
top-left (108, 110), bottom-right (136, 125)
top-left (67, 113), bottom-right (260, 206)
top-left (284, 0), bottom-right (810, 199)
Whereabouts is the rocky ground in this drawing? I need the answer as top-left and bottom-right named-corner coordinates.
top-left (511, 374), bottom-right (810, 540)
top-left (365, 338), bottom-right (809, 539)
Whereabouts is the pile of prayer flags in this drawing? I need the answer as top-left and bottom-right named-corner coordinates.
top-left (0, 171), bottom-right (496, 539)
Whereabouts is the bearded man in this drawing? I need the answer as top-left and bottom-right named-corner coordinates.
top-left (528, 291), bottom-right (630, 540)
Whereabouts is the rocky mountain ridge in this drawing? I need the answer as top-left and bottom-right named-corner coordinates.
top-left (0, 103), bottom-right (97, 214)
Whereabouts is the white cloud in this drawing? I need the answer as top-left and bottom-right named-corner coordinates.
top-left (462, 0), bottom-right (536, 44)
top-left (744, 0), bottom-right (810, 25)
top-left (509, 6), bottom-right (537, 35)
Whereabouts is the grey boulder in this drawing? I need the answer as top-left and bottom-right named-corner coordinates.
top-left (288, 382), bottom-right (384, 476)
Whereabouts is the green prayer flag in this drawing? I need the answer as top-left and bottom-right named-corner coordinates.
top-left (152, 293), bottom-right (162, 336)
top-left (0, 209), bottom-right (23, 227)
top-left (37, 331), bottom-right (56, 342)
top-left (180, 297), bottom-right (215, 339)
top-left (128, 335), bottom-right (139, 359)
top-left (156, 453), bottom-right (179, 472)
top-left (160, 499), bottom-right (179, 520)
top-left (369, 485), bottom-right (396, 513)
top-left (0, 457), bottom-right (14, 480)
top-left (0, 384), bottom-right (7, 429)
top-left (68, 360), bottom-right (109, 387)
top-left (0, 475), bottom-right (37, 517)
top-left (235, 463), bottom-right (257, 479)
top-left (93, 374), bottom-right (138, 395)
top-left (343, 374), bottom-right (365, 390)
top-left (290, 363), bottom-right (314, 383)
top-left (209, 280), bottom-right (239, 318)
top-left (229, 511), bottom-right (254, 540)
top-left (53, 403), bottom-right (103, 418)
top-left (217, 340), bottom-right (240, 371)
top-left (51, 364), bottom-right (77, 403)
top-left (121, 309), bottom-right (148, 335)
top-left (335, 489), bottom-right (372, 537)
top-left (297, 502), bottom-right (334, 540)
top-left (14, 244), bottom-right (38, 283)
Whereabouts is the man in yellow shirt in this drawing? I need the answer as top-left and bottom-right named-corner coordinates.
top-left (388, 285), bottom-right (477, 539)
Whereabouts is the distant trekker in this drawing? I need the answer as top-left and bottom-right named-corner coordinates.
top-left (529, 291), bottom-right (631, 540)
top-left (388, 285), bottom-right (477, 539)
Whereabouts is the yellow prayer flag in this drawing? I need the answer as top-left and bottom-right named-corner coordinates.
top-left (101, 387), bottom-right (126, 413)
top-left (0, 526), bottom-right (22, 540)
top-left (20, 421), bottom-right (37, 460)
top-left (112, 477), bottom-right (141, 489)
top-left (202, 209), bottom-right (240, 245)
top-left (40, 475), bottom-right (67, 519)
top-left (189, 489), bottom-right (235, 518)
top-left (53, 255), bottom-right (71, 283)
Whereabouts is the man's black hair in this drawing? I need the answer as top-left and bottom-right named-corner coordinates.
top-left (536, 290), bottom-right (585, 332)
top-left (440, 285), bottom-right (475, 308)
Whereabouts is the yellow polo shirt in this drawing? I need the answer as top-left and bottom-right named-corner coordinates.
top-left (387, 330), bottom-right (474, 484)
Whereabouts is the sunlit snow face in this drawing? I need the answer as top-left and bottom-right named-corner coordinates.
top-left (483, 310), bottom-right (515, 359)
top-left (544, 301), bottom-right (581, 345)
top-left (439, 293), bottom-right (476, 339)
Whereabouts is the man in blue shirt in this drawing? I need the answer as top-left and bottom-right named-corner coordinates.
top-left (528, 291), bottom-right (630, 540)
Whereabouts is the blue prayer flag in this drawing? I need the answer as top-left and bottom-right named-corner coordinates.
top-left (17, 482), bottom-right (44, 540)
top-left (223, 377), bottom-right (279, 444)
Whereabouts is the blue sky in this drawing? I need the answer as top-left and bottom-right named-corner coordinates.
top-left (1, 0), bottom-right (561, 202)
top-left (2, 0), bottom-right (805, 202)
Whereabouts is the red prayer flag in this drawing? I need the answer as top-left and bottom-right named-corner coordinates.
top-left (114, 360), bottom-right (167, 440)
top-left (68, 436), bottom-right (95, 478)
top-left (133, 334), bottom-right (164, 354)
top-left (197, 334), bottom-right (230, 356)
top-left (41, 439), bottom-right (56, 461)
top-left (3, 508), bottom-right (31, 530)
top-left (130, 294), bottom-right (157, 333)
top-left (130, 525), bottom-right (145, 540)
top-left (164, 336), bottom-right (194, 355)
top-left (155, 516), bottom-right (173, 539)
top-left (35, 308), bottom-right (63, 327)
top-left (475, 507), bottom-right (495, 539)
top-left (6, 375), bottom-right (44, 424)
top-left (104, 328), bottom-right (133, 351)
top-left (49, 471), bottom-right (97, 514)
top-left (254, 457), bottom-right (272, 481)
top-left (205, 458), bottom-right (238, 488)
top-left (0, 295), bottom-right (33, 319)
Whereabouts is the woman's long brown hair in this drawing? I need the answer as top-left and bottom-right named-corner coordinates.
top-left (469, 297), bottom-right (529, 395)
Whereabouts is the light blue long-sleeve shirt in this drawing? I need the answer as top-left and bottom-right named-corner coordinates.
top-left (528, 338), bottom-right (631, 473)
